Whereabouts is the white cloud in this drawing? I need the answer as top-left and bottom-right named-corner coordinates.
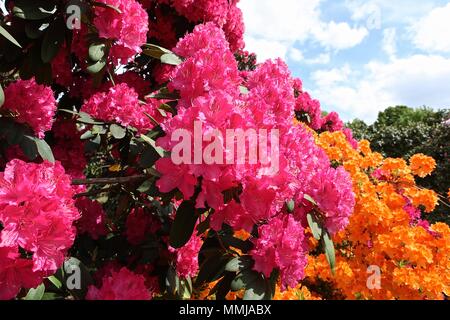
top-left (311, 64), bottom-right (352, 87)
top-left (345, 0), bottom-right (442, 25)
top-left (244, 37), bottom-right (289, 61)
top-left (238, 0), bottom-right (368, 60)
top-left (289, 48), bottom-right (304, 62)
top-left (382, 28), bottom-right (396, 59)
top-left (313, 21), bottom-right (368, 50)
top-left (412, 3), bottom-right (450, 53)
top-left (306, 53), bottom-right (331, 65)
top-left (311, 55), bottom-right (450, 123)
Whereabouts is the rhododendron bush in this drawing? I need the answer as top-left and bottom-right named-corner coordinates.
top-left (0, 0), bottom-right (448, 301)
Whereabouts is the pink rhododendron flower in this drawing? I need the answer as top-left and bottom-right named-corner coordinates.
top-left (3, 78), bottom-right (57, 138)
top-left (251, 215), bottom-right (308, 291)
top-left (125, 208), bottom-right (161, 245)
top-left (81, 83), bottom-right (156, 134)
top-left (306, 166), bottom-right (355, 235)
top-left (169, 232), bottom-right (203, 278)
top-left (0, 160), bottom-right (79, 273)
top-left (295, 91), bottom-right (323, 130)
top-left (51, 118), bottom-right (87, 179)
top-left (76, 198), bottom-right (108, 240)
top-left (148, 8), bottom-right (179, 49)
top-left (0, 160), bottom-right (79, 298)
top-left (171, 0), bottom-right (244, 51)
top-left (86, 267), bottom-right (151, 300)
top-left (321, 111), bottom-right (344, 132)
top-left (51, 47), bottom-right (73, 87)
top-left (0, 246), bottom-right (44, 300)
top-left (93, 0), bottom-right (149, 64)
top-left (156, 24), bottom-right (356, 245)
top-left (343, 128), bottom-right (359, 149)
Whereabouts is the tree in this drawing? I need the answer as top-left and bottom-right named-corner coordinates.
top-left (348, 106), bottom-right (450, 224)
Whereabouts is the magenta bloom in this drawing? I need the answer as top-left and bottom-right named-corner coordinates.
top-left (93, 0), bottom-right (149, 64)
top-left (81, 83), bottom-right (157, 134)
top-left (169, 232), bottom-right (203, 278)
top-left (0, 246), bottom-right (44, 300)
top-left (307, 166), bottom-right (355, 235)
top-left (3, 78), bottom-right (56, 138)
top-left (0, 160), bottom-right (79, 299)
top-left (76, 198), bottom-right (108, 240)
top-left (251, 215), bottom-right (308, 291)
top-left (125, 208), bottom-right (161, 246)
top-left (86, 267), bottom-right (151, 300)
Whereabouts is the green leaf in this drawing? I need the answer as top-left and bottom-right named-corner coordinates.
top-left (230, 270), bottom-right (259, 292)
top-left (86, 59), bottom-right (106, 74)
top-left (220, 235), bottom-right (253, 253)
top-left (137, 180), bottom-right (153, 193)
top-left (225, 256), bottom-right (253, 273)
top-left (47, 275), bottom-right (62, 289)
top-left (35, 137), bottom-right (55, 163)
top-left (211, 272), bottom-right (235, 300)
top-left (304, 194), bottom-right (317, 206)
top-left (140, 134), bottom-right (165, 157)
top-left (20, 135), bottom-right (38, 160)
top-left (78, 112), bottom-right (105, 125)
top-left (41, 19), bottom-right (65, 63)
top-left (145, 87), bottom-right (180, 100)
top-left (142, 44), bottom-right (183, 66)
top-left (160, 53), bottom-right (183, 66)
top-left (0, 84), bottom-right (5, 107)
top-left (243, 275), bottom-right (266, 300)
top-left (165, 266), bottom-right (179, 295)
top-left (306, 212), bottom-right (323, 240)
top-left (13, 0), bottom-right (57, 20)
top-left (110, 124), bottom-right (126, 139)
top-left (142, 44), bottom-right (174, 59)
top-left (139, 145), bottom-right (161, 169)
top-left (322, 231), bottom-right (336, 275)
top-left (169, 201), bottom-right (198, 249)
top-left (24, 284), bottom-right (45, 300)
top-left (89, 43), bottom-right (106, 62)
top-left (92, 1), bottom-right (122, 14)
top-left (0, 25), bottom-right (22, 48)
top-left (196, 254), bottom-right (229, 285)
top-left (286, 199), bottom-right (295, 213)
top-left (239, 85), bottom-right (249, 95)
top-left (25, 21), bottom-right (48, 39)
top-left (80, 130), bottom-right (95, 140)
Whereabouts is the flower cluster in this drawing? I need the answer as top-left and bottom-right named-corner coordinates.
top-left (81, 83), bottom-right (158, 134)
top-left (0, 160), bottom-right (79, 299)
top-left (169, 0), bottom-right (245, 51)
top-left (251, 215), bottom-right (308, 290)
top-left (155, 23), bottom-right (355, 289)
top-left (86, 267), bottom-right (151, 300)
top-left (169, 231), bottom-right (203, 278)
top-left (306, 131), bottom-right (449, 300)
top-left (2, 78), bottom-right (57, 138)
top-left (93, 0), bottom-right (149, 64)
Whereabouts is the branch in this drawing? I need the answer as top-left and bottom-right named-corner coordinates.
top-left (72, 175), bottom-right (148, 186)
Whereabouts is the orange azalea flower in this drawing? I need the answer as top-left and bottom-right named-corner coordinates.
top-left (409, 154), bottom-right (437, 178)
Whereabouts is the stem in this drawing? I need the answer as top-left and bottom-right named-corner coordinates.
top-left (73, 186), bottom-right (117, 199)
top-left (72, 175), bottom-right (148, 186)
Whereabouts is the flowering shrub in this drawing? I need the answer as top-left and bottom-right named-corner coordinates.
top-left (0, 0), bottom-right (447, 301)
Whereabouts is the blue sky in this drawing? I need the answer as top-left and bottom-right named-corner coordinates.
top-left (238, 0), bottom-right (450, 123)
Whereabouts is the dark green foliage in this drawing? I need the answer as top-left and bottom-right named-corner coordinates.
top-left (348, 106), bottom-right (450, 224)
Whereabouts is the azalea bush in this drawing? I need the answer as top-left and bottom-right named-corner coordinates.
top-left (0, 0), bottom-right (448, 301)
